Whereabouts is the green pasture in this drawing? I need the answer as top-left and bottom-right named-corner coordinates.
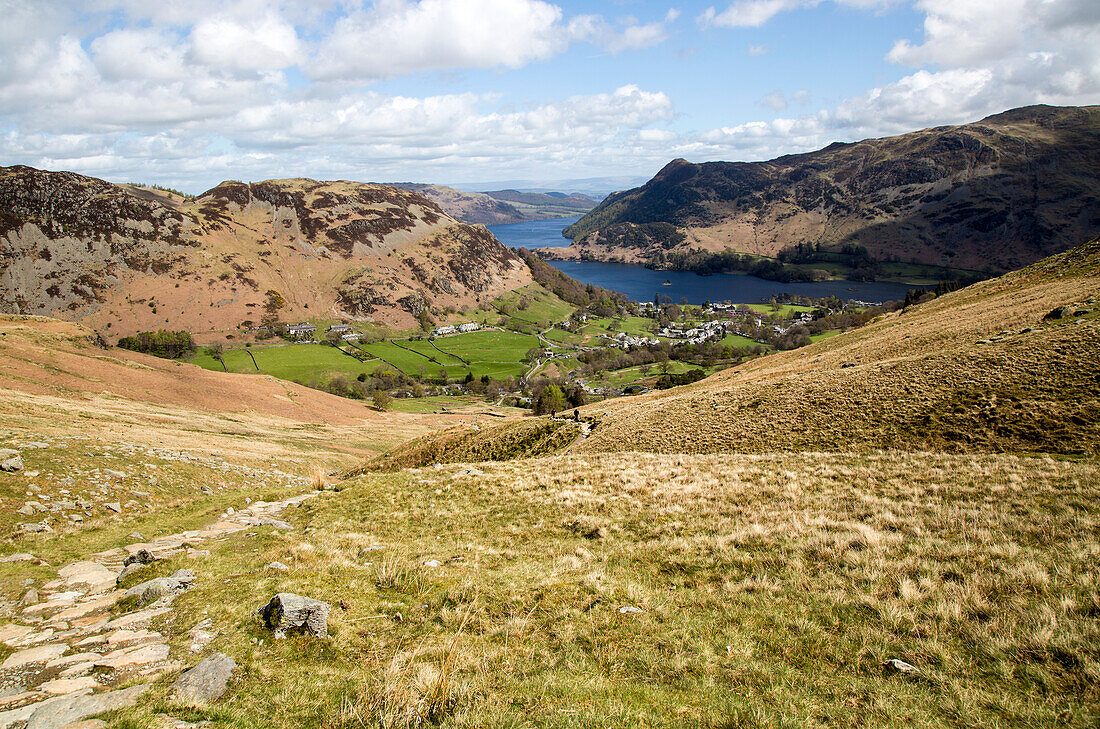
top-left (189, 344), bottom-right (378, 383)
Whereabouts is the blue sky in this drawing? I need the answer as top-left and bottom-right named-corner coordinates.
top-left (1, 0), bottom-right (1097, 193)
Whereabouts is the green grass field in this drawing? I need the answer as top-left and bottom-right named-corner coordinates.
top-left (430, 330), bottom-right (540, 379)
top-left (359, 341), bottom-right (441, 376)
top-left (748, 303), bottom-right (816, 318)
top-left (810, 330), bottom-right (843, 342)
top-left (719, 332), bottom-right (760, 348)
top-left (189, 344), bottom-right (379, 383)
top-left (601, 360), bottom-right (710, 387)
top-left (542, 327), bottom-right (582, 345)
top-left (388, 395), bottom-right (489, 413)
top-left (493, 283), bottom-right (576, 324)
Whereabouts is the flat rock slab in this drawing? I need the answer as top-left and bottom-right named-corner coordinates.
top-left (94, 643), bottom-right (169, 669)
top-left (2, 644), bottom-right (68, 670)
top-left (0, 625), bottom-right (34, 647)
top-left (105, 607), bottom-right (172, 631)
top-left (170, 652), bottom-right (236, 706)
top-left (45, 653), bottom-right (100, 670)
top-left (106, 629), bottom-right (161, 647)
top-left (0, 691), bottom-right (42, 710)
top-left (38, 676), bottom-right (99, 695)
top-left (53, 593), bottom-right (121, 622)
top-left (25, 684), bottom-right (148, 729)
top-left (56, 563), bottom-right (117, 594)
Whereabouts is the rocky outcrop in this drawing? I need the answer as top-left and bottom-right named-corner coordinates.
top-left (171, 652), bottom-right (236, 705)
top-left (259, 593), bottom-right (330, 638)
top-left (0, 167), bottom-right (199, 316)
top-left (0, 169), bottom-right (533, 334)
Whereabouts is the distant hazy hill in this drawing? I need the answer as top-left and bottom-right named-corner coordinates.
top-left (560, 105), bottom-right (1100, 273)
top-left (0, 167), bottom-right (531, 336)
top-left (391, 183), bottom-right (596, 225)
top-left (378, 234), bottom-right (1100, 466)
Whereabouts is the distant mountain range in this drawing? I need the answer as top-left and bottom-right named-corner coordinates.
top-left (0, 167), bottom-right (531, 337)
top-left (556, 105), bottom-right (1100, 275)
top-left (449, 175), bottom-right (650, 199)
top-left (389, 184), bottom-right (597, 225)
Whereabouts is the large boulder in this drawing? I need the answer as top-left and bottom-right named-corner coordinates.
top-left (24, 684), bottom-right (148, 729)
top-left (170, 652), bottom-right (236, 706)
top-left (259, 593), bottom-right (330, 638)
top-left (124, 569), bottom-right (195, 606)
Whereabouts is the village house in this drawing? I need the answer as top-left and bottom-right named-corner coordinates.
top-left (457, 322), bottom-right (480, 333)
top-left (286, 322), bottom-right (316, 338)
top-left (328, 323), bottom-right (351, 333)
top-left (432, 324), bottom-right (456, 336)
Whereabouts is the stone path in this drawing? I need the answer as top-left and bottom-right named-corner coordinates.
top-left (0, 493), bottom-right (316, 728)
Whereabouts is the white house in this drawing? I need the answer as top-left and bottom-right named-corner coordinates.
top-left (286, 322), bottom-right (316, 338)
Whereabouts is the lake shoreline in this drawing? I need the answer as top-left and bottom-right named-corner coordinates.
top-left (489, 217), bottom-right (918, 305)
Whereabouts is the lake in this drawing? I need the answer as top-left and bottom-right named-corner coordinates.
top-left (488, 217), bottom-right (916, 305)
top-left (487, 216), bottom-right (579, 249)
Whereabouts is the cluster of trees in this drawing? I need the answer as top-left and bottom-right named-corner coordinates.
top-left (117, 330), bottom-right (195, 359)
top-left (653, 368), bottom-right (708, 389)
top-left (516, 249), bottom-right (629, 315)
top-left (647, 248), bottom-right (827, 283)
top-left (903, 280), bottom-right (962, 308)
top-left (593, 221), bottom-right (685, 250)
top-left (529, 380), bottom-right (586, 415)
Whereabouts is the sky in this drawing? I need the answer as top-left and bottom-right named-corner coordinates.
top-left (1, 0), bottom-right (1098, 193)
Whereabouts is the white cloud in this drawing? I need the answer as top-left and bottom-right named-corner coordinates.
top-left (699, 0), bottom-right (895, 28)
top-left (759, 91), bottom-right (788, 110)
top-left (91, 29), bottom-right (189, 81)
top-left (189, 14), bottom-right (304, 72)
top-left (746, 43), bottom-right (768, 55)
top-left (700, 0), bottom-right (805, 28)
top-left (309, 0), bottom-right (569, 80)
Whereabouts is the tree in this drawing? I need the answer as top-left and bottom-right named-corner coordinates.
top-left (534, 385), bottom-right (566, 415)
top-left (371, 389), bottom-right (392, 410)
top-left (205, 344), bottom-right (226, 372)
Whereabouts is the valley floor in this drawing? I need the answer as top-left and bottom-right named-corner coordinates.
top-left (3, 443), bottom-right (1097, 727)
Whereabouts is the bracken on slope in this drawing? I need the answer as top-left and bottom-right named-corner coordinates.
top-left (0, 168), bottom-right (532, 336)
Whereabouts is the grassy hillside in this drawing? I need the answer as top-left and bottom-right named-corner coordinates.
top-left (0, 241), bottom-right (1098, 728)
top-left (561, 105), bottom-right (1100, 273)
top-left (391, 236), bottom-right (1100, 463)
top-left (6, 450), bottom-right (1096, 727)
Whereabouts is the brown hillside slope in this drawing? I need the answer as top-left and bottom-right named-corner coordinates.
top-left (573, 237), bottom-right (1100, 455)
top-left (378, 237), bottom-right (1100, 467)
top-left (0, 168), bottom-right (531, 337)
top-left (559, 105), bottom-right (1100, 272)
top-left (0, 315), bottom-right (452, 465)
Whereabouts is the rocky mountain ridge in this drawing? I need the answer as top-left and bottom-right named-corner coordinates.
top-left (389, 183), bottom-right (596, 225)
top-left (0, 167), bottom-right (531, 336)
top-left (557, 105), bottom-right (1100, 273)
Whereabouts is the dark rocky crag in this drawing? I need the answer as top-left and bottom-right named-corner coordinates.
top-left (562, 105), bottom-right (1100, 273)
top-left (0, 168), bottom-right (530, 335)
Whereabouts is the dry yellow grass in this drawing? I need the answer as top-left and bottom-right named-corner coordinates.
top-left (77, 450), bottom-right (1100, 727)
top-left (571, 239), bottom-right (1100, 456)
top-left (0, 315), bottom-right (463, 470)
